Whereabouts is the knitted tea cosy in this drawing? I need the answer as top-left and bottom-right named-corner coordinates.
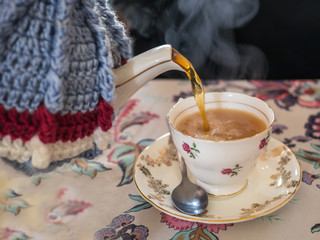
top-left (0, 0), bottom-right (132, 175)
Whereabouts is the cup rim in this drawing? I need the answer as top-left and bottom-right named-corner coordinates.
top-left (168, 91), bottom-right (275, 143)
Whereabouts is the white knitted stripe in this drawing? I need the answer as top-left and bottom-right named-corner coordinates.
top-left (0, 128), bottom-right (112, 169)
top-left (0, 136), bottom-right (32, 163)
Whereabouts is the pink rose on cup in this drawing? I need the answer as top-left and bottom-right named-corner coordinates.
top-left (259, 131), bottom-right (271, 150)
top-left (221, 168), bottom-right (233, 175)
top-left (182, 142), bottom-right (200, 159)
top-left (259, 138), bottom-right (267, 149)
top-left (182, 142), bottom-right (191, 153)
top-left (221, 164), bottom-right (243, 177)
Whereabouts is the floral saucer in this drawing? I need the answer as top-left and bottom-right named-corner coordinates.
top-left (134, 133), bottom-right (301, 224)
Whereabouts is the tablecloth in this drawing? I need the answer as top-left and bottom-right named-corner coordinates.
top-left (1, 79), bottom-right (319, 240)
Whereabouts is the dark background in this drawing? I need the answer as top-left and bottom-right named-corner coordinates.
top-left (112, 0), bottom-right (320, 80)
top-left (235, 0), bottom-right (320, 79)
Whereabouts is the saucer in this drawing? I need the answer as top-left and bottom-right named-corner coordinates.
top-left (134, 133), bottom-right (301, 224)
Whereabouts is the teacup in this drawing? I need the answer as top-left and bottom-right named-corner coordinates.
top-left (167, 92), bottom-right (275, 196)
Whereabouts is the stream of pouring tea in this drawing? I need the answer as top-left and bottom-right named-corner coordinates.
top-left (172, 49), bottom-right (209, 131)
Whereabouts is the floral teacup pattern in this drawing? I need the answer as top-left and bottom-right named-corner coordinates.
top-left (221, 164), bottom-right (243, 177)
top-left (182, 142), bottom-right (200, 159)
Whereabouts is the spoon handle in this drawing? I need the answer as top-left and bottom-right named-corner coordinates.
top-left (166, 115), bottom-right (188, 179)
top-left (176, 151), bottom-right (188, 178)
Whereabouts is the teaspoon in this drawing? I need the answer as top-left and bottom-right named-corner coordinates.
top-left (166, 117), bottom-right (208, 215)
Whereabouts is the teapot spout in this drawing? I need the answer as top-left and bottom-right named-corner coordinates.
top-left (110, 44), bottom-right (184, 110)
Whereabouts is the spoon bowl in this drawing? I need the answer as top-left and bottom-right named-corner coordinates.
top-left (171, 152), bottom-right (209, 215)
top-left (166, 116), bottom-right (208, 215)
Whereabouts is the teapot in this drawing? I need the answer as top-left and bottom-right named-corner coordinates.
top-left (0, 44), bottom-right (185, 175)
top-left (0, 0), bottom-right (188, 175)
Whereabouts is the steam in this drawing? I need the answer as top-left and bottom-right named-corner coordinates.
top-left (111, 0), bottom-right (268, 79)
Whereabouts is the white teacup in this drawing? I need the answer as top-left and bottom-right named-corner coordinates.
top-left (168, 92), bottom-right (275, 196)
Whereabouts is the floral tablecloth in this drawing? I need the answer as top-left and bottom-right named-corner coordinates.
top-left (1, 79), bottom-right (320, 240)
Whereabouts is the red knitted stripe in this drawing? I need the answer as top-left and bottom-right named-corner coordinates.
top-left (121, 57), bottom-right (128, 66)
top-left (0, 105), bottom-right (38, 141)
top-left (36, 106), bottom-right (98, 143)
top-left (97, 100), bottom-right (114, 131)
top-left (0, 100), bottom-right (114, 143)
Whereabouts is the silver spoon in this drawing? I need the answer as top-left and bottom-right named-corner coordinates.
top-left (166, 117), bottom-right (208, 215)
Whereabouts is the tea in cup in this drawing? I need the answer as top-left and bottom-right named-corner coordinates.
top-left (167, 92), bottom-right (275, 196)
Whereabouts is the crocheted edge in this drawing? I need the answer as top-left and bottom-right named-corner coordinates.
top-left (0, 136), bottom-right (32, 163)
top-left (0, 127), bottom-right (111, 169)
top-left (1, 143), bottom-right (103, 176)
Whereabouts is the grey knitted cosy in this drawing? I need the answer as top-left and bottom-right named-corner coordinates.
top-left (0, 0), bottom-right (132, 114)
top-left (0, 0), bottom-right (133, 175)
